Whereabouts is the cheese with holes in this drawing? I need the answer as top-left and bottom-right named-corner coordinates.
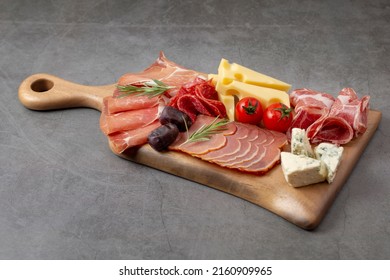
top-left (211, 59), bottom-right (291, 91)
top-left (314, 143), bottom-right (343, 183)
top-left (209, 59), bottom-right (291, 120)
top-left (281, 152), bottom-right (327, 188)
top-left (291, 128), bottom-right (315, 158)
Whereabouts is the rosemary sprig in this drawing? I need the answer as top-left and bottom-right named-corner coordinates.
top-left (116, 79), bottom-right (174, 98)
top-left (180, 117), bottom-right (229, 146)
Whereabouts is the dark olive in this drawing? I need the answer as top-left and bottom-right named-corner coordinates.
top-left (159, 106), bottom-right (192, 132)
top-left (148, 123), bottom-right (179, 151)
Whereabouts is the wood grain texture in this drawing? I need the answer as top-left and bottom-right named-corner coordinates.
top-left (19, 73), bottom-right (382, 230)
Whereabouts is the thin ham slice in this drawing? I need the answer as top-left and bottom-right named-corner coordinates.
top-left (309, 116), bottom-right (354, 144)
top-left (290, 88), bottom-right (335, 112)
top-left (118, 51), bottom-right (206, 96)
top-left (170, 115), bottom-right (236, 155)
top-left (109, 121), bottom-right (161, 154)
top-left (201, 125), bottom-right (248, 162)
top-left (220, 127), bottom-right (261, 166)
top-left (103, 93), bottom-right (160, 115)
top-left (100, 106), bottom-right (159, 135)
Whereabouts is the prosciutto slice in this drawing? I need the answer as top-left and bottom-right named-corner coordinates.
top-left (290, 88), bottom-right (335, 112)
top-left (103, 94), bottom-right (160, 115)
top-left (109, 121), bottom-right (161, 154)
top-left (308, 116), bottom-right (354, 144)
top-left (118, 51), bottom-right (206, 96)
top-left (169, 116), bottom-right (287, 174)
top-left (100, 106), bottom-right (159, 135)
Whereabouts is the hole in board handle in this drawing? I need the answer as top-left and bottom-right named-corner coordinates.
top-left (31, 79), bottom-right (54, 92)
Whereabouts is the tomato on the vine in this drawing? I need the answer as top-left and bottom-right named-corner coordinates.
top-left (263, 102), bottom-right (293, 133)
top-left (235, 97), bottom-right (263, 125)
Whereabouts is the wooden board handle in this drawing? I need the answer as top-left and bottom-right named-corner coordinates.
top-left (18, 73), bottom-right (114, 112)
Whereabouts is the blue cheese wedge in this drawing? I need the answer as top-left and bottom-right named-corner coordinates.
top-left (314, 143), bottom-right (344, 183)
top-left (291, 128), bottom-right (314, 158)
top-left (281, 152), bottom-right (327, 187)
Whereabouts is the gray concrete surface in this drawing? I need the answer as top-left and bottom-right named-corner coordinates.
top-left (0, 0), bottom-right (389, 259)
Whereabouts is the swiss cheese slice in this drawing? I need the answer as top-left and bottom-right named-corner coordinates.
top-left (214, 59), bottom-right (291, 91)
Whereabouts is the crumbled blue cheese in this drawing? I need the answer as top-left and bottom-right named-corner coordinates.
top-left (291, 128), bottom-right (314, 158)
top-left (281, 152), bottom-right (327, 187)
top-left (314, 143), bottom-right (344, 183)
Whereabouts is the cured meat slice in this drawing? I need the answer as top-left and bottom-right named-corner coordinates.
top-left (290, 88), bottom-right (335, 111)
top-left (200, 135), bottom-right (241, 161)
top-left (214, 128), bottom-right (285, 174)
top-left (169, 116), bottom-right (236, 155)
top-left (238, 145), bottom-right (280, 173)
top-left (329, 88), bottom-right (370, 137)
top-left (201, 125), bottom-right (248, 162)
top-left (100, 106), bottom-right (159, 135)
top-left (103, 93), bottom-right (160, 115)
top-left (118, 51), bottom-right (206, 96)
top-left (108, 121), bottom-right (161, 154)
top-left (308, 116), bottom-right (354, 145)
top-left (220, 127), bottom-right (261, 166)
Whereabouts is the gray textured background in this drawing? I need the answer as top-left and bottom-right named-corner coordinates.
top-left (1, 0), bottom-right (389, 259)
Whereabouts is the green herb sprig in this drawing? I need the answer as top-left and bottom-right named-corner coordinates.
top-left (116, 80), bottom-right (174, 98)
top-left (181, 117), bottom-right (229, 146)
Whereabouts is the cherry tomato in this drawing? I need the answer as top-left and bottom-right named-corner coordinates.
top-left (235, 97), bottom-right (263, 125)
top-left (263, 103), bottom-right (293, 133)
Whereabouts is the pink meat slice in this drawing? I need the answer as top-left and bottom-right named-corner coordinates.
top-left (108, 121), bottom-right (161, 154)
top-left (169, 115), bottom-right (236, 155)
top-left (309, 116), bottom-right (354, 145)
top-left (118, 51), bottom-right (206, 96)
top-left (220, 127), bottom-right (261, 166)
top-left (239, 144), bottom-right (281, 173)
top-left (201, 124), bottom-right (248, 161)
top-left (103, 93), bottom-right (161, 115)
top-left (100, 106), bottom-right (159, 135)
top-left (233, 129), bottom-right (279, 169)
top-left (290, 88), bottom-right (335, 111)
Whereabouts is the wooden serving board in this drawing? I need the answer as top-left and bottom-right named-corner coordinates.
top-left (18, 73), bottom-right (382, 230)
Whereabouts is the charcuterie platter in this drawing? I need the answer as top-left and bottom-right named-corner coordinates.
top-left (18, 54), bottom-right (381, 230)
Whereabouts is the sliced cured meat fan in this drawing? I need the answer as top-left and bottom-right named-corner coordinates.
top-left (170, 115), bottom-right (287, 174)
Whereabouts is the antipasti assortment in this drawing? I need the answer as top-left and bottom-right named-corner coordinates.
top-left (99, 52), bottom-right (370, 188)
